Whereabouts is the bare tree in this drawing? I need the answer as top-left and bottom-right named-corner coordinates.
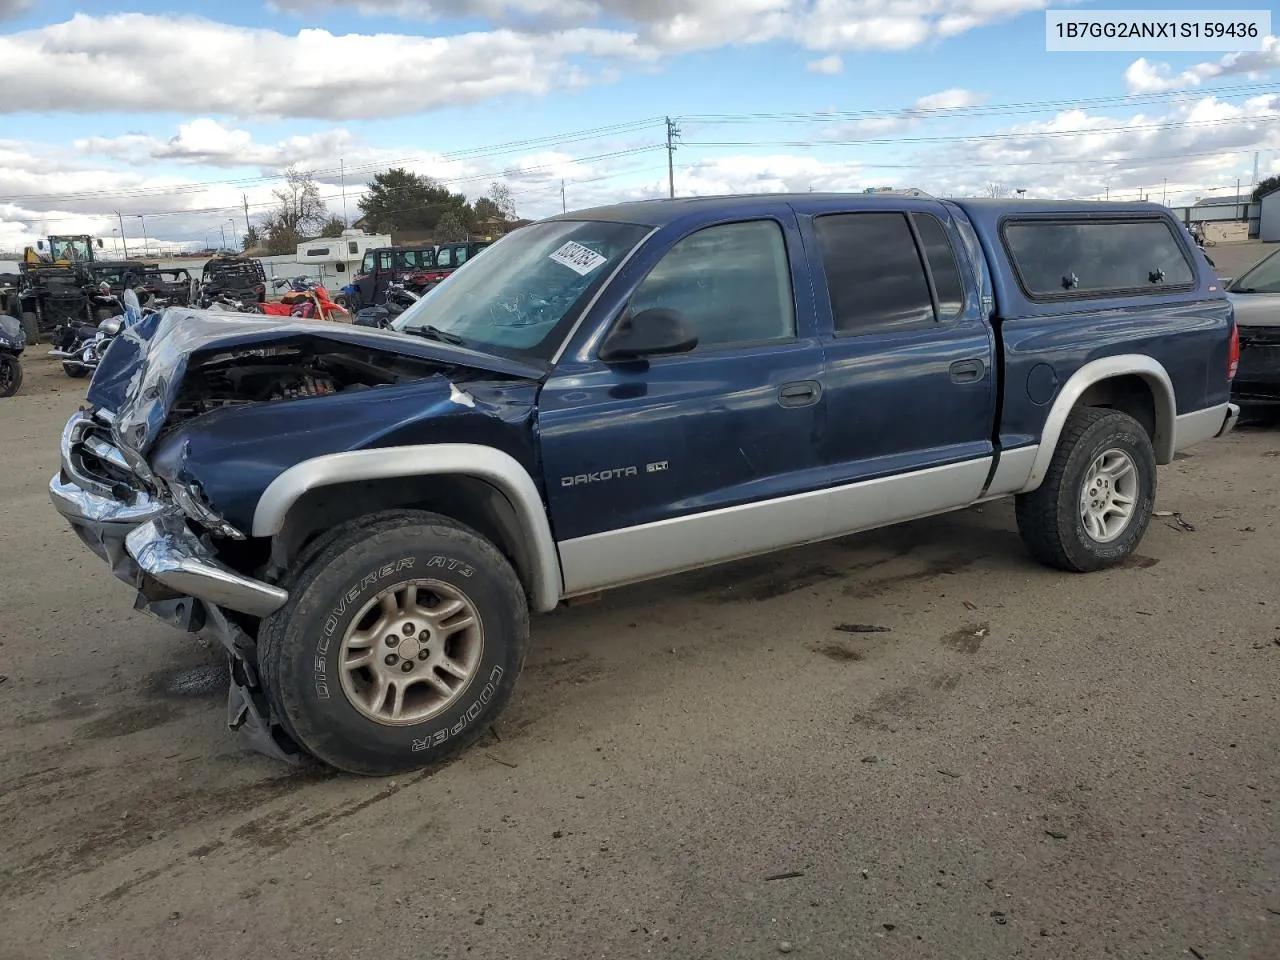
top-left (260, 166), bottom-right (328, 253)
top-left (984, 182), bottom-right (1011, 199)
top-left (486, 181), bottom-right (517, 220)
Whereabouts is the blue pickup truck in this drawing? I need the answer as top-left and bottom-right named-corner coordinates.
top-left (51, 193), bottom-right (1239, 775)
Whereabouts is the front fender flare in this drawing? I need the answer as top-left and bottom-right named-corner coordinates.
top-left (252, 444), bottom-right (563, 613)
top-left (1022, 354), bottom-right (1176, 492)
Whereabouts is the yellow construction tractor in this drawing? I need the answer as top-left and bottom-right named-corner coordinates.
top-left (22, 235), bottom-right (102, 266)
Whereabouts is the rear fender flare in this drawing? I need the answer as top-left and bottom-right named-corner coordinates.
top-left (1022, 355), bottom-right (1176, 492)
top-left (252, 444), bottom-right (563, 612)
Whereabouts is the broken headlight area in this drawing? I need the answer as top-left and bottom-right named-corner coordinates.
top-left (164, 476), bottom-right (245, 540)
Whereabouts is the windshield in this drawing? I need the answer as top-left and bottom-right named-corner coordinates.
top-left (1231, 249), bottom-right (1280, 293)
top-left (390, 220), bottom-right (650, 360)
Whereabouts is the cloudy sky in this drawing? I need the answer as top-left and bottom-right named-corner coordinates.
top-left (0, 0), bottom-right (1277, 253)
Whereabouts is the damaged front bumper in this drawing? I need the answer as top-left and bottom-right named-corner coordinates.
top-left (49, 409), bottom-right (300, 764)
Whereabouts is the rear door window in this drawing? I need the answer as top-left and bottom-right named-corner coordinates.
top-left (813, 212), bottom-right (935, 335)
top-left (1003, 219), bottom-right (1195, 298)
top-left (437, 247), bottom-right (453, 267)
top-left (911, 213), bottom-right (965, 321)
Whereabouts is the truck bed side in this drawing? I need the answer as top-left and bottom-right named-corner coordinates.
top-left (947, 199), bottom-right (1233, 496)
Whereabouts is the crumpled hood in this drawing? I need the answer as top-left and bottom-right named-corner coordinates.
top-left (86, 307), bottom-right (545, 458)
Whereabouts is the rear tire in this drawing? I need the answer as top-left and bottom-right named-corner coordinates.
top-left (20, 312), bottom-right (38, 343)
top-left (62, 362), bottom-right (89, 379)
top-left (258, 510), bottom-right (530, 776)
top-left (1015, 407), bottom-right (1157, 572)
top-left (0, 355), bottom-right (21, 397)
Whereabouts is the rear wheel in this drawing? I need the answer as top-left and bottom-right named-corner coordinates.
top-left (258, 510), bottom-right (530, 776)
top-left (62, 362), bottom-right (89, 379)
top-left (0, 355), bottom-right (22, 397)
top-left (20, 312), bottom-right (38, 343)
top-left (1015, 407), bottom-right (1157, 572)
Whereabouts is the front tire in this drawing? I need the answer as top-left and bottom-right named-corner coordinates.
top-left (258, 511), bottom-right (529, 776)
top-left (0, 355), bottom-right (21, 397)
top-left (1015, 407), bottom-right (1157, 572)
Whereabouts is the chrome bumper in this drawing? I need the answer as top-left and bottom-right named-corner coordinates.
top-left (50, 409), bottom-right (301, 765)
top-left (51, 473), bottom-right (287, 618)
top-left (126, 518), bottom-right (287, 618)
top-left (1217, 402), bottom-right (1240, 438)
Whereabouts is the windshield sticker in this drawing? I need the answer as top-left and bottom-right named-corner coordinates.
top-left (549, 241), bottom-right (608, 277)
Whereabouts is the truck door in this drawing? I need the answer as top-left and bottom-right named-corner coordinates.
top-left (356, 251), bottom-right (377, 306)
top-left (538, 211), bottom-right (830, 596)
top-left (374, 250), bottom-right (394, 303)
top-left (795, 204), bottom-right (997, 517)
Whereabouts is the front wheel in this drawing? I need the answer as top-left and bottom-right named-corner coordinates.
top-left (0, 355), bottom-right (22, 397)
top-left (1015, 407), bottom-right (1157, 572)
top-left (258, 510), bottom-right (530, 776)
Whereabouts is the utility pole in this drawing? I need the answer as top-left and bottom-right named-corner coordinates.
top-left (1237, 176), bottom-right (1242, 218)
top-left (115, 210), bottom-right (129, 259)
top-left (561, 179), bottom-right (566, 214)
top-left (665, 116), bottom-right (681, 199)
top-left (219, 224), bottom-right (227, 251)
top-left (340, 157), bottom-right (349, 228)
top-left (1162, 178), bottom-right (1167, 205)
top-left (243, 194), bottom-right (251, 241)
top-left (1252, 151), bottom-right (1260, 194)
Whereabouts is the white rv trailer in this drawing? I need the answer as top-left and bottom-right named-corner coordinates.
top-left (295, 230), bottom-right (391, 284)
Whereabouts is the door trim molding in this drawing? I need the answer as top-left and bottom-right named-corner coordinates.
top-left (557, 457), bottom-right (992, 596)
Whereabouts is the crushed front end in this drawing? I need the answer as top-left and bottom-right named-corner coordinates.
top-left (49, 307), bottom-right (543, 764)
top-left (50, 403), bottom-right (302, 762)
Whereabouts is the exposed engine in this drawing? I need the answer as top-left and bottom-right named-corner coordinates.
top-left (166, 341), bottom-right (428, 423)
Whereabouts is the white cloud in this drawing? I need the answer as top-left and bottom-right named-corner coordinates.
top-left (0, 5), bottom-right (1061, 123)
top-left (914, 87), bottom-right (986, 111)
top-left (807, 54), bottom-right (843, 74)
top-left (832, 87), bottom-right (987, 135)
top-left (0, 13), bottom-right (649, 121)
top-left (1125, 36), bottom-right (1280, 93)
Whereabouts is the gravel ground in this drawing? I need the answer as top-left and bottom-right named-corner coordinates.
top-left (0, 350), bottom-right (1277, 960)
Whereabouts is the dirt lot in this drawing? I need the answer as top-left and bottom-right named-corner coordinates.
top-left (1, 348), bottom-right (1278, 960)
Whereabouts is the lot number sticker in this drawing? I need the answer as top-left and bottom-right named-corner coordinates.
top-left (549, 240), bottom-right (608, 276)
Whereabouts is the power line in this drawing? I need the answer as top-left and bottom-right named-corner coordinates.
top-left (7, 83), bottom-right (1277, 207)
top-left (680, 82), bottom-right (1280, 124)
top-left (3, 147), bottom-right (667, 226)
top-left (681, 113), bottom-right (1280, 150)
top-left (0, 118), bottom-right (667, 205)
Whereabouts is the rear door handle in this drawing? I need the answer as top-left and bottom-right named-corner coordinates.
top-left (778, 379), bottom-right (822, 408)
top-left (949, 359), bottom-right (986, 384)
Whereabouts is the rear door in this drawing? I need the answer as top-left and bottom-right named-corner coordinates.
top-left (794, 202), bottom-right (997, 517)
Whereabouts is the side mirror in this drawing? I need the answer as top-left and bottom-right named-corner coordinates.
top-left (599, 307), bottom-right (698, 363)
top-left (97, 239), bottom-right (104, 248)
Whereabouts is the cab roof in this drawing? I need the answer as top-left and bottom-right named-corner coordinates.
top-left (545, 194), bottom-right (1171, 228)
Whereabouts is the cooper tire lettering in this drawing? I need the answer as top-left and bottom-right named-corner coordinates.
top-left (260, 512), bottom-right (528, 776)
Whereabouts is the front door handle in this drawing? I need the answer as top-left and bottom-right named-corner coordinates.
top-left (778, 379), bottom-right (822, 408)
top-left (949, 359), bottom-right (986, 384)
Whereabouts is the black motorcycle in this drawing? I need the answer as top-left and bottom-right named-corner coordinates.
top-left (0, 313), bottom-right (26, 397)
top-left (48, 288), bottom-right (146, 379)
top-left (353, 282), bottom-right (421, 329)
